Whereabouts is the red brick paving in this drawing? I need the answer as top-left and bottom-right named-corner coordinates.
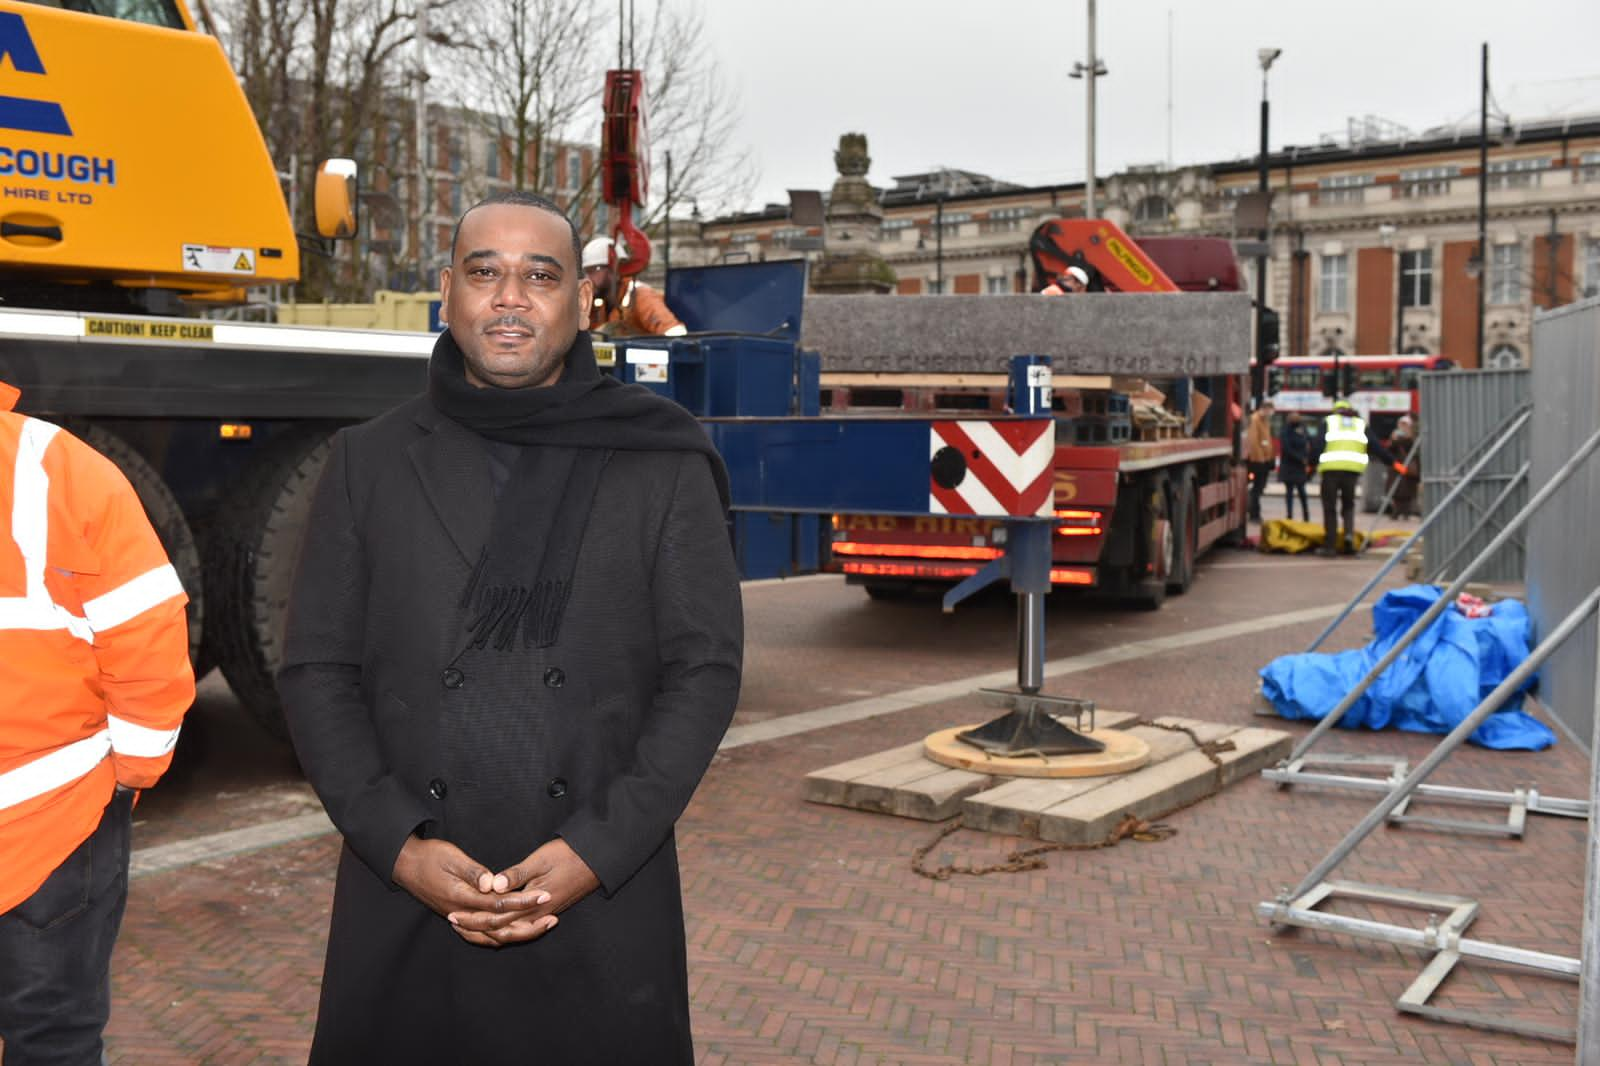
top-left (79, 537), bottom-right (1586, 1063)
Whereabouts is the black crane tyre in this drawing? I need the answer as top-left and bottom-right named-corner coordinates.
top-left (1165, 470), bottom-right (1198, 596)
top-left (72, 424), bottom-right (204, 665)
top-left (207, 431), bottom-right (333, 740)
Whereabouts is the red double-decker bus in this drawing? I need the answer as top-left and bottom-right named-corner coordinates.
top-left (1266, 354), bottom-right (1455, 437)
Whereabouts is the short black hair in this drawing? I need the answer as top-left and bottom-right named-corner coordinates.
top-left (449, 189), bottom-right (582, 269)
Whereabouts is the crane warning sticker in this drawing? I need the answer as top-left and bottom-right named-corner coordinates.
top-left (85, 317), bottom-right (215, 342)
top-left (181, 245), bottom-right (255, 274)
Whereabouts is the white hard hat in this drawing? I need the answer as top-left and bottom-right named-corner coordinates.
top-left (1064, 265), bottom-right (1089, 285)
top-left (582, 236), bottom-right (613, 269)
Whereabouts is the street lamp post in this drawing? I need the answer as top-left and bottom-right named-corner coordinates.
top-left (1253, 47), bottom-right (1282, 408)
top-left (1476, 41), bottom-right (1489, 367)
top-left (1070, 1), bottom-right (1107, 218)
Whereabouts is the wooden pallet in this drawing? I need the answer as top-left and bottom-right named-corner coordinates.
top-left (804, 713), bottom-right (1291, 842)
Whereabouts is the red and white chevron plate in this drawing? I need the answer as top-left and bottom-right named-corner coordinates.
top-left (928, 420), bottom-right (1055, 517)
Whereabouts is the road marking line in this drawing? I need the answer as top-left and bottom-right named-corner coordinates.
top-left (131, 811), bottom-right (333, 880)
top-left (717, 601), bottom-right (1344, 750)
top-left (740, 572), bottom-right (839, 590)
top-left (131, 600), bottom-right (1343, 874)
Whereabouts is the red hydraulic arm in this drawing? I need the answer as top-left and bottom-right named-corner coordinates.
top-left (1028, 219), bottom-right (1179, 294)
top-left (601, 69), bottom-right (652, 278)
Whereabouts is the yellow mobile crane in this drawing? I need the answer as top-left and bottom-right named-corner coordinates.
top-left (0, 0), bottom-right (433, 736)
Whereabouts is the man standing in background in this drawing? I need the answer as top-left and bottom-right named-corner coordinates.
top-left (1245, 399), bottom-right (1277, 522)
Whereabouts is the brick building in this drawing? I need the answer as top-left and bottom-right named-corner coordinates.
top-left (677, 115), bottom-right (1600, 368)
top-left (357, 102), bottom-right (601, 292)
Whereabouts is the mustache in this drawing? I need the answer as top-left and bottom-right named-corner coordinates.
top-left (482, 315), bottom-right (535, 333)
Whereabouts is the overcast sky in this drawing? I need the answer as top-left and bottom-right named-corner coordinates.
top-left (693, 0), bottom-right (1600, 212)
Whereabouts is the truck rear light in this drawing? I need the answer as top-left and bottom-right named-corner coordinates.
top-left (1049, 567), bottom-right (1095, 586)
top-left (1053, 508), bottom-right (1102, 537)
top-left (831, 542), bottom-right (1003, 561)
top-left (219, 422), bottom-right (254, 440)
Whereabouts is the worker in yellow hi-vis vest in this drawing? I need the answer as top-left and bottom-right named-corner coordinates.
top-left (1312, 399), bottom-right (1404, 556)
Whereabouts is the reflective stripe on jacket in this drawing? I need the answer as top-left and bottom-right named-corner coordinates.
top-left (0, 382), bottom-right (194, 915)
top-left (1320, 412), bottom-right (1369, 474)
top-left (600, 279), bottom-right (687, 337)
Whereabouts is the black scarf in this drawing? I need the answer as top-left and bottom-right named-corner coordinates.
top-left (428, 328), bottom-right (729, 651)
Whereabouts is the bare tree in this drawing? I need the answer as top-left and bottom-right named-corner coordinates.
top-left (447, 0), bottom-right (755, 230)
top-left (207, 0), bottom-right (457, 298)
top-left (631, 2), bottom-right (756, 224)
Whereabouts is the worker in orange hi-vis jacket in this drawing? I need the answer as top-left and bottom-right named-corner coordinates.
top-left (0, 380), bottom-right (195, 1063)
top-left (582, 236), bottom-right (688, 338)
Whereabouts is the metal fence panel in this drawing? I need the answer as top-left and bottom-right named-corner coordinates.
top-left (1527, 296), bottom-right (1600, 749)
top-left (1419, 368), bottom-right (1530, 583)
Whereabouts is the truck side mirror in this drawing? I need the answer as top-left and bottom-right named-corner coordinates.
top-left (314, 159), bottom-right (359, 240)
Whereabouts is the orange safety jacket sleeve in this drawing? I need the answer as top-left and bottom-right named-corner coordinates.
top-left (58, 435), bottom-right (194, 789)
top-left (627, 284), bottom-right (687, 336)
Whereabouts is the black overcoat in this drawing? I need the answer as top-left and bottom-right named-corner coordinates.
top-left (278, 396), bottom-right (743, 1064)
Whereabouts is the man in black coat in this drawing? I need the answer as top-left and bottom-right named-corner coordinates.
top-left (278, 190), bottom-right (743, 1064)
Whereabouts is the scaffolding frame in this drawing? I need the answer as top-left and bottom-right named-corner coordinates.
top-left (1259, 586), bottom-right (1600, 1044)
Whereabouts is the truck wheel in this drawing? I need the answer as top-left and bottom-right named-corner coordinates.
top-left (206, 430), bottom-right (333, 740)
top-left (75, 425), bottom-right (204, 667)
top-left (1166, 470), bottom-right (1197, 596)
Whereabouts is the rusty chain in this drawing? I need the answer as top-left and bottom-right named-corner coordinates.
top-left (910, 717), bottom-right (1236, 881)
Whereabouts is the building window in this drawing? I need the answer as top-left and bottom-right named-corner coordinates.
top-left (1489, 242), bottom-right (1521, 304)
top-left (1585, 237), bottom-right (1600, 298)
top-left (1486, 157), bottom-right (1550, 190)
top-left (1401, 165), bottom-right (1458, 198)
top-left (935, 211), bottom-right (970, 233)
top-left (1581, 152), bottom-right (1600, 184)
top-left (728, 232), bottom-right (757, 245)
top-left (927, 278), bottom-right (945, 295)
top-left (1486, 343), bottom-right (1524, 369)
top-left (1317, 174), bottom-right (1372, 205)
top-left (1319, 253), bottom-right (1349, 312)
top-left (1133, 195), bottom-right (1171, 223)
top-left (979, 206), bottom-right (1031, 234)
top-left (1321, 346), bottom-right (1346, 358)
top-left (1399, 249), bottom-right (1432, 308)
top-left (882, 218), bottom-right (914, 232)
top-left (770, 226), bottom-right (807, 248)
top-left (986, 275), bottom-right (1011, 294)
top-left (566, 148), bottom-right (583, 191)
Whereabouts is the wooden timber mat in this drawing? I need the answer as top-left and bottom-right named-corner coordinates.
top-left (923, 725), bottom-right (1150, 779)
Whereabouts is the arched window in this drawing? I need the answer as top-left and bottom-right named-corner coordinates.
top-left (1485, 343), bottom-right (1524, 369)
top-left (1403, 344), bottom-right (1431, 356)
top-left (1322, 346), bottom-right (1346, 358)
top-left (1133, 195), bottom-right (1171, 224)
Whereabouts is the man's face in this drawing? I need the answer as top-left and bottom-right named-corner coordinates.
top-left (439, 204), bottom-right (592, 389)
top-left (1061, 272), bottom-right (1087, 293)
top-left (584, 262), bottom-right (614, 303)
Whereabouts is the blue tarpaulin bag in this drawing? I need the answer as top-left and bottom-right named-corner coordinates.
top-left (1260, 585), bottom-right (1553, 750)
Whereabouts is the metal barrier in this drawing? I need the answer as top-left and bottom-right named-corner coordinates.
top-left (1259, 586), bottom-right (1600, 1043)
top-left (1300, 407), bottom-right (1531, 656)
top-left (1279, 421), bottom-right (1600, 766)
